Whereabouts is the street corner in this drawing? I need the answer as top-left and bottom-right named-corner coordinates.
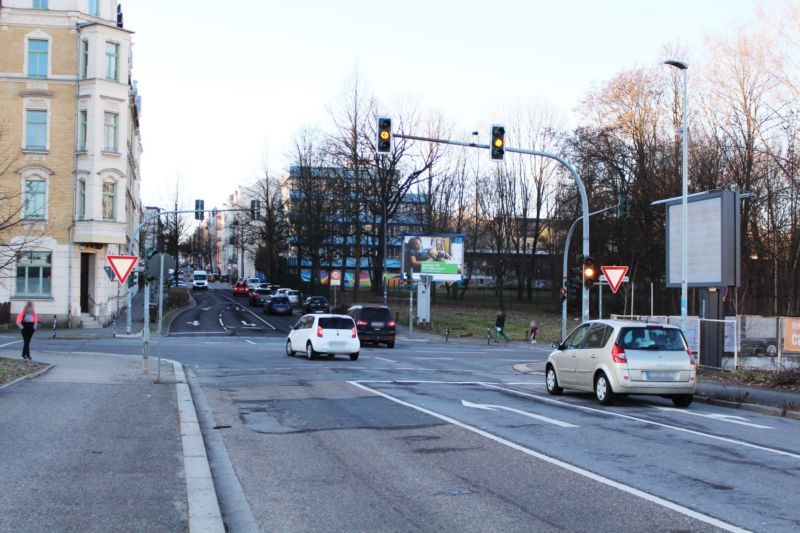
top-left (0, 356), bottom-right (53, 389)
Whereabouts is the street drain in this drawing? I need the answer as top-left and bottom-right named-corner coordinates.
top-left (447, 488), bottom-right (473, 496)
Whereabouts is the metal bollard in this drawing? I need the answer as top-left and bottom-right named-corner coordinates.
top-left (52, 314), bottom-right (57, 338)
top-left (487, 326), bottom-right (491, 346)
top-left (112, 316), bottom-right (117, 338)
top-left (444, 323), bottom-right (449, 343)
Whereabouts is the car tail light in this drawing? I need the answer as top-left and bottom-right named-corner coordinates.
top-left (687, 348), bottom-right (697, 366)
top-left (386, 320), bottom-right (396, 328)
top-left (356, 320), bottom-right (368, 327)
top-left (351, 326), bottom-right (357, 338)
top-left (317, 325), bottom-right (323, 337)
top-left (611, 343), bottom-right (627, 363)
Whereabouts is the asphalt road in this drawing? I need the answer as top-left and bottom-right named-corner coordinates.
top-left (6, 285), bottom-right (800, 531)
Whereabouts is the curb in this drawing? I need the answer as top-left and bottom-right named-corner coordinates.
top-left (171, 361), bottom-right (225, 533)
top-left (163, 296), bottom-right (197, 337)
top-left (0, 362), bottom-right (54, 390)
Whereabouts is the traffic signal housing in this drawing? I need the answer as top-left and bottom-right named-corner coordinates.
top-left (583, 257), bottom-right (598, 288)
top-left (618, 195), bottom-right (631, 219)
top-left (194, 199), bottom-right (204, 220)
top-left (377, 117), bottom-right (392, 154)
top-left (491, 125), bottom-right (505, 161)
top-left (250, 199), bottom-right (261, 221)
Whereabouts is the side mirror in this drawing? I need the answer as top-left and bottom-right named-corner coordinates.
top-left (551, 341), bottom-right (561, 350)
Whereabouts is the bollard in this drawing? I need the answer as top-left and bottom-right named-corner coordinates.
top-left (487, 326), bottom-right (491, 346)
top-left (112, 316), bottom-right (117, 338)
top-left (52, 314), bottom-right (57, 338)
top-left (444, 323), bottom-right (449, 343)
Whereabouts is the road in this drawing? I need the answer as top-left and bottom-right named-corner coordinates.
top-left (10, 285), bottom-right (800, 532)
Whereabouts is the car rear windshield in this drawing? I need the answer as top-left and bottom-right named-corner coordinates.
top-left (271, 296), bottom-right (289, 304)
top-left (617, 327), bottom-right (686, 351)
top-left (319, 317), bottom-right (354, 330)
top-left (359, 308), bottom-right (392, 322)
top-left (194, 275), bottom-right (207, 281)
top-left (255, 289), bottom-right (270, 295)
top-left (309, 297), bottom-right (327, 303)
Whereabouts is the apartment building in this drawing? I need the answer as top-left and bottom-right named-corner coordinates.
top-left (0, 0), bottom-right (143, 327)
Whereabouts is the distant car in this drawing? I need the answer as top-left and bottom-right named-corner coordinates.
top-left (264, 295), bottom-right (293, 315)
top-left (249, 288), bottom-right (271, 306)
top-left (220, 275), bottom-right (230, 283)
top-left (286, 314), bottom-right (360, 360)
top-left (347, 305), bottom-right (396, 348)
top-left (304, 296), bottom-right (330, 314)
top-left (207, 273), bottom-right (216, 282)
top-left (192, 270), bottom-right (208, 290)
top-left (245, 278), bottom-right (261, 293)
top-left (274, 288), bottom-right (289, 297)
top-left (545, 320), bottom-right (696, 407)
top-left (286, 289), bottom-right (301, 306)
top-left (233, 280), bottom-right (249, 296)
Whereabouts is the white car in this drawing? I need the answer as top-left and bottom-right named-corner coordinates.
top-left (286, 289), bottom-right (301, 306)
top-left (545, 320), bottom-right (696, 407)
top-left (286, 314), bottom-right (360, 360)
top-left (245, 277), bottom-right (261, 291)
top-left (192, 270), bottom-right (208, 290)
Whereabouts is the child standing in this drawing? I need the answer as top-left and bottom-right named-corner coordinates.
top-left (529, 320), bottom-right (539, 344)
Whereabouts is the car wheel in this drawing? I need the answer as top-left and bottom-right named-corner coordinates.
top-left (386, 341), bottom-right (395, 349)
top-left (350, 352), bottom-right (359, 361)
top-left (595, 372), bottom-right (616, 405)
top-left (545, 365), bottom-right (563, 395)
top-left (286, 340), bottom-right (294, 357)
top-left (671, 394), bottom-right (693, 408)
top-left (306, 342), bottom-right (316, 360)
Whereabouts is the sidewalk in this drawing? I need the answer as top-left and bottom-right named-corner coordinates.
top-left (0, 352), bottom-right (198, 531)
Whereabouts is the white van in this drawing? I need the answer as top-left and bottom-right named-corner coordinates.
top-left (192, 270), bottom-right (209, 290)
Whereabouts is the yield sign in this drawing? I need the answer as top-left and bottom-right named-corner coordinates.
top-left (601, 265), bottom-right (629, 294)
top-left (106, 255), bottom-right (138, 285)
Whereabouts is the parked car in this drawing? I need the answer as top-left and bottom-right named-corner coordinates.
top-left (249, 288), bottom-right (271, 306)
top-left (274, 288), bottom-right (289, 297)
top-left (304, 296), bottom-right (330, 314)
top-left (207, 273), bottom-right (216, 282)
top-left (233, 280), bottom-right (249, 296)
top-left (286, 289), bottom-right (302, 306)
top-left (192, 270), bottom-right (209, 290)
top-left (264, 295), bottom-right (293, 316)
top-left (347, 305), bottom-right (396, 348)
top-left (545, 320), bottom-right (696, 407)
top-left (286, 314), bottom-right (360, 360)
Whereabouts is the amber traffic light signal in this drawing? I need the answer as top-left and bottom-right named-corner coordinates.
top-left (377, 117), bottom-right (392, 154)
top-left (491, 125), bottom-right (505, 160)
top-left (583, 257), bottom-right (598, 288)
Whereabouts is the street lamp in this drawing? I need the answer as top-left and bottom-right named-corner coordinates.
top-left (665, 59), bottom-right (689, 332)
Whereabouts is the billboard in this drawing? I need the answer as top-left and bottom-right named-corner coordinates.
top-left (401, 234), bottom-right (464, 282)
top-left (665, 191), bottom-right (740, 288)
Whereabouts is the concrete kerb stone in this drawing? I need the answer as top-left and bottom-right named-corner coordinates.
top-left (163, 295), bottom-right (197, 337)
top-left (169, 360), bottom-right (225, 533)
top-left (0, 362), bottom-right (54, 391)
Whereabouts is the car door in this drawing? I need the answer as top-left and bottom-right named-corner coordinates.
top-left (575, 324), bottom-right (609, 388)
top-left (290, 316), bottom-right (310, 347)
top-left (556, 324), bottom-right (591, 385)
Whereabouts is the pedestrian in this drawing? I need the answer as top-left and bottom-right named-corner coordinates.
top-left (16, 301), bottom-right (39, 360)
top-left (529, 320), bottom-right (539, 344)
top-left (495, 308), bottom-right (509, 344)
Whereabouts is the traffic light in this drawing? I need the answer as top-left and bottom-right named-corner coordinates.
top-left (567, 277), bottom-right (581, 304)
top-left (560, 287), bottom-right (567, 302)
top-left (491, 125), bottom-right (505, 161)
top-left (618, 195), bottom-right (631, 219)
top-left (194, 199), bottom-right (204, 220)
top-left (377, 117), bottom-right (392, 154)
top-left (583, 257), bottom-right (598, 288)
top-left (250, 199), bottom-right (261, 221)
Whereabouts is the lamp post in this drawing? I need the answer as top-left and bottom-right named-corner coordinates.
top-left (665, 59), bottom-right (689, 332)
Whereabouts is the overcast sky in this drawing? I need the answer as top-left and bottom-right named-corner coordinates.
top-left (123, 0), bottom-right (764, 209)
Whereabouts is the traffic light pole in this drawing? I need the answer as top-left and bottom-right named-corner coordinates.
top-left (395, 132), bottom-right (592, 323)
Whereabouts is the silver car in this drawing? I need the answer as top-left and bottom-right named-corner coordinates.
top-left (545, 320), bottom-right (697, 407)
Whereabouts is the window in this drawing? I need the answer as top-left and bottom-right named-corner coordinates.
top-left (89, 0), bottom-right (99, 16)
top-left (24, 179), bottom-right (46, 220)
top-left (617, 327), bottom-right (687, 351)
top-left (80, 39), bottom-right (88, 79)
top-left (104, 42), bottom-right (119, 81)
top-left (33, 0), bottom-right (48, 8)
top-left (103, 112), bottom-right (118, 152)
top-left (25, 110), bottom-right (47, 151)
top-left (584, 325), bottom-right (610, 349)
top-left (102, 182), bottom-right (116, 220)
top-left (16, 252), bottom-right (52, 298)
top-left (78, 110), bottom-right (87, 151)
top-left (564, 324), bottom-right (590, 349)
top-left (78, 180), bottom-right (86, 220)
top-left (28, 39), bottom-right (48, 78)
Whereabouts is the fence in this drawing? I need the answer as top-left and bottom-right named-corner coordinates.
top-left (611, 314), bottom-right (800, 370)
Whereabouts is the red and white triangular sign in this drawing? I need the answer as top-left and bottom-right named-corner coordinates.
top-left (106, 255), bottom-right (138, 285)
top-left (601, 265), bottom-right (629, 294)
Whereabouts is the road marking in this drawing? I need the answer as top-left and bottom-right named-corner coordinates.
top-left (240, 321), bottom-right (257, 327)
top-left (218, 317), bottom-right (226, 329)
top-left (374, 357), bottom-right (396, 363)
top-left (481, 384), bottom-right (800, 461)
top-left (461, 400), bottom-right (578, 428)
top-left (413, 357), bottom-right (453, 361)
top-left (0, 340), bottom-right (22, 348)
top-left (221, 295), bottom-right (277, 330)
top-left (348, 381), bottom-right (748, 533)
top-left (653, 407), bottom-right (774, 429)
top-left (170, 331), bottom-right (230, 336)
top-left (201, 306), bottom-right (212, 311)
top-left (244, 339), bottom-right (256, 345)
top-left (187, 320), bottom-right (200, 327)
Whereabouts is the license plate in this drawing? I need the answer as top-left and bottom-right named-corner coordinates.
top-left (646, 371), bottom-right (676, 381)
top-left (371, 322), bottom-right (384, 328)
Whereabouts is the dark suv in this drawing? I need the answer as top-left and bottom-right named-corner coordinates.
top-left (347, 305), bottom-right (396, 348)
top-left (304, 296), bottom-right (330, 314)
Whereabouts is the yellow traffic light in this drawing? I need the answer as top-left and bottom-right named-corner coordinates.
top-left (491, 125), bottom-right (505, 160)
top-left (380, 130), bottom-right (390, 141)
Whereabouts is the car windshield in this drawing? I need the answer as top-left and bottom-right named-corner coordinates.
top-left (271, 296), bottom-right (289, 304)
top-left (360, 308), bottom-right (392, 322)
top-left (617, 327), bottom-right (686, 351)
top-left (194, 275), bottom-right (207, 281)
top-left (310, 297), bottom-right (327, 304)
top-left (319, 317), bottom-right (354, 330)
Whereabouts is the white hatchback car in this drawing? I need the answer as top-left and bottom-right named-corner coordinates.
top-left (286, 314), bottom-right (360, 360)
top-left (545, 320), bottom-right (696, 407)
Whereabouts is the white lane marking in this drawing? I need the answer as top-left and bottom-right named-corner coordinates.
top-left (481, 384), bottom-right (800, 461)
top-left (240, 320), bottom-right (256, 327)
top-left (461, 400), bottom-right (578, 428)
top-left (218, 316), bottom-right (226, 329)
top-left (244, 339), bottom-right (256, 346)
top-left (348, 381), bottom-right (747, 533)
top-left (413, 357), bottom-right (453, 361)
top-left (374, 357), bottom-right (396, 363)
top-left (201, 306), bottom-right (212, 311)
top-left (0, 340), bottom-right (23, 348)
top-left (653, 407), bottom-right (774, 429)
top-left (170, 331), bottom-right (230, 336)
top-left (221, 295), bottom-right (277, 330)
top-left (187, 321), bottom-right (200, 327)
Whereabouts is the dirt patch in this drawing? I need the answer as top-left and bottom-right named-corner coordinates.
top-left (700, 366), bottom-right (800, 393)
top-left (0, 356), bottom-right (49, 387)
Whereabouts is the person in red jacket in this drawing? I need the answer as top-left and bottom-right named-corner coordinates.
top-left (15, 302), bottom-right (39, 360)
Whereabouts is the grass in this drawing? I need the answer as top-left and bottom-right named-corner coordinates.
top-left (0, 356), bottom-right (48, 386)
top-left (699, 366), bottom-right (800, 392)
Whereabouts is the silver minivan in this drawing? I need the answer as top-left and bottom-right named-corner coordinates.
top-left (545, 320), bottom-right (696, 407)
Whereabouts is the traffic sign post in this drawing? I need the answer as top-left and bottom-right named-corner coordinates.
top-left (330, 270), bottom-right (341, 308)
top-left (600, 266), bottom-right (629, 294)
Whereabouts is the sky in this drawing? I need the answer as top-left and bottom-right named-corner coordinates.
top-left (122, 0), bottom-right (767, 210)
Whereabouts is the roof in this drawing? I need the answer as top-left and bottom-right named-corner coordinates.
top-left (588, 319), bottom-right (681, 329)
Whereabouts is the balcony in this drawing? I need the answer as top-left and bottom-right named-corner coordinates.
top-left (73, 219), bottom-right (128, 245)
